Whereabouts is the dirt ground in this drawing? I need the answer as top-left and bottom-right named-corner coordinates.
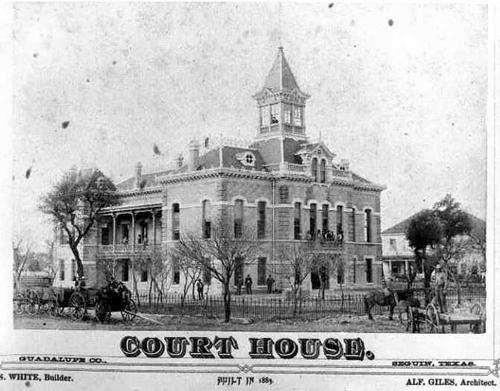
top-left (13, 312), bottom-right (417, 333)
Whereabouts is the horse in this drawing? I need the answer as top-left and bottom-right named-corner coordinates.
top-left (363, 288), bottom-right (415, 321)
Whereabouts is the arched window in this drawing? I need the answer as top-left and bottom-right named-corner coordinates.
top-left (294, 202), bottom-right (302, 240)
top-left (310, 203), bottom-right (317, 239)
top-left (365, 209), bottom-right (372, 243)
top-left (311, 158), bottom-right (318, 182)
top-left (279, 185), bottom-right (289, 203)
top-left (172, 203), bottom-right (180, 240)
top-left (202, 200), bottom-right (211, 239)
top-left (336, 205), bottom-right (344, 235)
top-left (234, 199), bottom-right (244, 238)
top-left (320, 159), bottom-right (326, 183)
top-left (257, 201), bottom-right (266, 239)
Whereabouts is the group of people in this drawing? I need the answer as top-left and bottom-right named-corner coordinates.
top-left (306, 229), bottom-right (344, 242)
top-left (120, 236), bottom-right (149, 246)
top-left (234, 274), bottom-right (275, 295)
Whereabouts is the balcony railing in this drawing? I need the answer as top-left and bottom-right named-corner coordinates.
top-left (97, 244), bottom-right (162, 256)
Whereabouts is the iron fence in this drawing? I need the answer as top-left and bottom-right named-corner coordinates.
top-left (135, 284), bottom-right (486, 321)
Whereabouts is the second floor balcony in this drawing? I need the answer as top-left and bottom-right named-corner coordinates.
top-left (97, 243), bottom-right (162, 257)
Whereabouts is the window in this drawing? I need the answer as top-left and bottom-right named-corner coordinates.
top-left (283, 104), bottom-right (292, 124)
top-left (389, 238), bottom-right (396, 251)
top-left (257, 257), bottom-right (267, 286)
top-left (234, 257), bottom-right (243, 286)
top-left (122, 260), bottom-right (129, 282)
top-left (172, 203), bottom-right (180, 240)
top-left (121, 224), bottom-right (129, 243)
top-left (101, 226), bottom-right (110, 245)
top-left (141, 269), bottom-right (148, 282)
top-left (294, 202), bottom-right (302, 240)
top-left (245, 154), bottom-right (254, 165)
top-left (310, 203), bottom-right (317, 238)
top-left (71, 259), bottom-right (76, 280)
top-left (234, 199), bottom-right (244, 238)
top-left (365, 209), bottom-right (372, 243)
top-left (173, 257), bottom-right (180, 285)
top-left (352, 257), bottom-right (357, 283)
top-left (279, 185), bottom-right (289, 203)
top-left (320, 160), bottom-right (326, 183)
top-left (322, 204), bottom-right (329, 233)
top-left (349, 208), bottom-right (356, 242)
top-left (270, 104), bottom-right (280, 124)
top-left (260, 106), bottom-right (270, 127)
top-left (365, 258), bottom-right (373, 283)
top-left (59, 259), bottom-right (65, 281)
top-left (336, 205), bottom-right (344, 234)
top-left (311, 158), bottom-right (318, 181)
top-left (337, 267), bottom-right (344, 284)
top-left (202, 200), bottom-right (211, 239)
top-left (257, 201), bottom-right (266, 239)
top-left (294, 106), bottom-right (303, 126)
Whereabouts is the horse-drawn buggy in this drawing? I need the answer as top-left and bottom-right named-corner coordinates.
top-left (14, 276), bottom-right (137, 323)
top-left (406, 302), bottom-right (485, 334)
top-left (363, 285), bottom-right (486, 334)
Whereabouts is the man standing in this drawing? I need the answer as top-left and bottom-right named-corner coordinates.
top-left (196, 279), bottom-right (205, 300)
top-left (266, 274), bottom-right (275, 294)
top-left (434, 264), bottom-right (447, 313)
top-left (244, 274), bottom-right (253, 295)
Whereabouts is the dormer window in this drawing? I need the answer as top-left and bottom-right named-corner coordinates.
top-left (236, 152), bottom-right (256, 167)
top-left (245, 153), bottom-right (254, 165)
top-left (270, 104), bottom-right (280, 124)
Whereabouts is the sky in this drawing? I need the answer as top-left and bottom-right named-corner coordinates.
top-left (11, 2), bottom-right (488, 251)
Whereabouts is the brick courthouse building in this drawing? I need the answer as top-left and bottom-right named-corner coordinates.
top-left (53, 48), bottom-right (385, 294)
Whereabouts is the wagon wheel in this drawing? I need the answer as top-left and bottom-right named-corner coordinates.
top-left (26, 289), bottom-right (40, 315)
top-left (69, 292), bottom-right (86, 320)
top-left (470, 303), bottom-right (485, 333)
top-left (425, 303), bottom-right (440, 333)
top-left (121, 299), bottom-right (137, 322)
top-left (94, 299), bottom-right (110, 323)
top-left (14, 293), bottom-right (27, 314)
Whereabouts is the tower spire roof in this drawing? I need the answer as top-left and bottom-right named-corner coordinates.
top-left (262, 47), bottom-right (300, 92)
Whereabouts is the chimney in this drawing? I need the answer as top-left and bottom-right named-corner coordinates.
top-left (176, 154), bottom-right (184, 168)
top-left (340, 159), bottom-right (350, 171)
top-left (135, 162), bottom-right (143, 188)
top-left (188, 139), bottom-right (200, 171)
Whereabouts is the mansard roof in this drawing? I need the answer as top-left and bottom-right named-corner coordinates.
top-left (196, 146), bottom-right (267, 171)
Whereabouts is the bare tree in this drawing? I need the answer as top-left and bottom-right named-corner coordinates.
top-left (39, 168), bottom-right (119, 279)
top-left (172, 219), bottom-right (258, 322)
top-left (276, 242), bottom-right (317, 317)
top-left (13, 238), bottom-right (34, 290)
top-left (176, 255), bottom-right (202, 309)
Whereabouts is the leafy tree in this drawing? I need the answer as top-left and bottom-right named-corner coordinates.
top-left (40, 168), bottom-right (119, 279)
top-left (172, 219), bottom-right (258, 322)
top-left (406, 195), bottom-right (472, 292)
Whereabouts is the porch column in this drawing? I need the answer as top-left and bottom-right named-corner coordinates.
top-left (405, 259), bottom-right (409, 275)
top-left (131, 212), bottom-right (136, 251)
top-left (112, 213), bottom-right (116, 253)
top-left (152, 210), bottom-right (156, 246)
top-left (388, 259), bottom-right (392, 278)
